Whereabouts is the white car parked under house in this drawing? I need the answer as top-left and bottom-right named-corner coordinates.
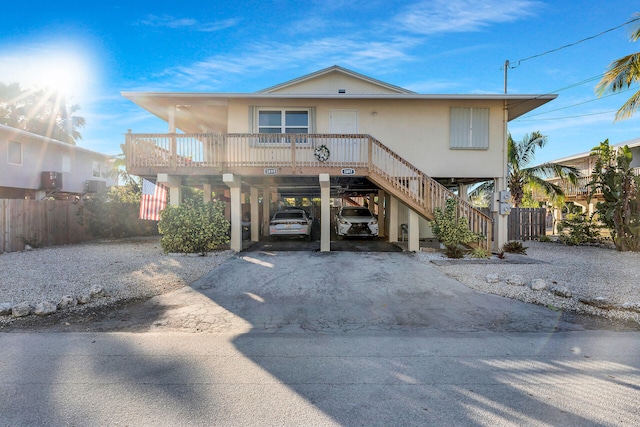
top-left (335, 206), bottom-right (378, 239)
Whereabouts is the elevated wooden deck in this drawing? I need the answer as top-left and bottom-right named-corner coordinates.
top-left (125, 132), bottom-right (493, 250)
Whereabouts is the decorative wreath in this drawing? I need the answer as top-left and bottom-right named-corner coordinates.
top-left (314, 144), bottom-right (330, 162)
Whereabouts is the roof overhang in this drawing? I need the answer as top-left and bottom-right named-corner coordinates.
top-left (121, 92), bottom-right (557, 133)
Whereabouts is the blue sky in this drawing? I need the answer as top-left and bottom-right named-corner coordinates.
top-left (1, 0), bottom-right (639, 164)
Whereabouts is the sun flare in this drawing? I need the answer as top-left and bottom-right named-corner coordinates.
top-left (0, 46), bottom-right (93, 102)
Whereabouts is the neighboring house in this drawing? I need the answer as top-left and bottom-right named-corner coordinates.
top-left (122, 65), bottom-right (555, 252)
top-left (0, 124), bottom-right (115, 200)
top-left (535, 137), bottom-right (640, 230)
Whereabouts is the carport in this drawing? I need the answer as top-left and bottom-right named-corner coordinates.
top-left (221, 173), bottom-right (409, 253)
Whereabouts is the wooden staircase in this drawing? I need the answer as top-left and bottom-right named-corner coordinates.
top-left (367, 137), bottom-right (492, 250)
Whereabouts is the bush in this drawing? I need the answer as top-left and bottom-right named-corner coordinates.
top-left (538, 234), bottom-right (551, 242)
top-left (558, 213), bottom-right (604, 246)
top-left (470, 247), bottom-right (491, 258)
top-left (430, 198), bottom-right (484, 258)
top-left (158, 199), bottom-right (230, 255)
top-left (77, 186), bottom-right (158, 239)
top-left (502, 240), bottom-right (527, 254)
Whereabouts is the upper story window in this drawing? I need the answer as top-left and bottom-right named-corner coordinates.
top-left (92, 161), bottom-right (101, 178)
top-left (8, 141), bottom-right (22, 165)
top-left (62, 153), bottom-right (71, 173)
top-left (450, 107), bottom-right (489, 149)
top-left (258, 109), bottom-right (309, 134)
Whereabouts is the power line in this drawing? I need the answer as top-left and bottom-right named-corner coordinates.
top-left (516, 110), bottom-right (617, 121)
top-left (521, 87), bottom-right (634, 118)
top-left (509, 16), bottom-right (640, 69)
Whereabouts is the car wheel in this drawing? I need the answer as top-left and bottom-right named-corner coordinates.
top-left (306, 234), bottom-right (312, 242)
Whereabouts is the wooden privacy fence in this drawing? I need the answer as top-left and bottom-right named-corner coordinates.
top-left (0, 199), bottom-right (92, 253)
top-left (508, 207), bottom-right (546, 241)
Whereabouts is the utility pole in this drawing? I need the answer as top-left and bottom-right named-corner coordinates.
top-left (504, 60), bottom-right (509, 94)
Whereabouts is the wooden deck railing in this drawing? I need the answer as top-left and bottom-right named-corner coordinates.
top-left (536, 167), bottom-right (640, 200)
top-left (368, 137), bottom-right (492, 246)
top-left (125, 132), bottom-right (492, 250)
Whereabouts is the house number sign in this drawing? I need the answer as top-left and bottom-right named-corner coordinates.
top-left (341, 168), bottom-right (356, 175)
top-left (264, 168), bottom-right (278, 175)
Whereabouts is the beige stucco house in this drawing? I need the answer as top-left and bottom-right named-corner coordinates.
top-left (122, 66), bottom-right (555, 252)
top-left (0, 124), bottom-right (115, 200)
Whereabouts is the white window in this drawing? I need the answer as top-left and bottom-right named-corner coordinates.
top-left (62, 154), bottom-right (71, 173)
top-left (450, 107), bottom-right (489, 149)
top-left (92, 161), bottom-right (101, 178)
top-left (258, 109), bottom-right (309, 134)
top-left (8, 141), bottom-right (22, 165)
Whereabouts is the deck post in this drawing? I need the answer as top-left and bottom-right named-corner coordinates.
top-left (157, 174), bottom-right (182, 206)
top-left (203, 184), bottom-right (212, 203)
top-left (223, 173), bottom-right (243, 252)
top-left (250, 186), bottom-right (260, 242)
top-left (377, 190), bottom-right (385, 237)
top-left (319, 174), bottom-right (331, 252)
top-left (408, 209), bottom-right (419, 252)
top-left (388, 196), bottom-right (398, 242)
top-left (262, 187), bottom-right (273, 237)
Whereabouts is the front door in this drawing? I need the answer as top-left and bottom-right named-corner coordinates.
top-left (330, 110), bottom-right (360, 163)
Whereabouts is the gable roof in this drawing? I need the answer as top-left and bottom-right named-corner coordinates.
top-left (257, 65), bottom-right (415, 95)
top-left (121, 65), bottom-right (557, 131)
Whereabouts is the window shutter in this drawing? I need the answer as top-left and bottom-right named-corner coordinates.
top-left (450, 108), bottom-right (471, 148)
top-left (248, 106), bottom-right (255, 133)
top-left (309, 107), bottom-right (316, 133)
top-left (450, 107), bottom-right (489, 149)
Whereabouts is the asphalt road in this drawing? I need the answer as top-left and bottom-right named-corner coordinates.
top-left (2, 331), bottom-right (640, 426)
top-left (2, 251), bottom-right (639, 426)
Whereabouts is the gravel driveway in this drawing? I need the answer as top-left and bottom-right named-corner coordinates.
top-left (1, 237), bottom-right (639, 330)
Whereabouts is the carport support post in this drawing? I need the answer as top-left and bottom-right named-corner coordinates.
top-left (223, 173), bottom-right (243, 252)
top-left (157, 174), bottom-right (181, 206)
top-left (262, 187), bottom-right (273, 237)
top-left (494, 177), bottom-right (509, 251)
top-left (377, 190), bottom-right (385, 237)
top-left (408, 209), bottom-right (419, 252)
top-left (203, 184), bottom-right (212, 203)
top-left (388, 196), bottom-right (398, 242)
top-left (319, 174), bottom-right (331, 252)
top-left (250, 186), bottom-right (259, 242)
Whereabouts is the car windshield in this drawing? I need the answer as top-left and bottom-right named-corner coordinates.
top-left (341, 209), bottom-right (371, 217)
top-left (274, 212), bottom-right (304, 220)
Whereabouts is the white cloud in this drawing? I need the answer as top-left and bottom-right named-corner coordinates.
top-left (138, 15), bottom-right (241, 32)
top-left (151, 36), bottom-right (418, 91)
top-left (394, 0), bottom-right (540, 35)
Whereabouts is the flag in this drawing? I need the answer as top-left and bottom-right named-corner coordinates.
top-left (139, 178), bottom-right (167, 221)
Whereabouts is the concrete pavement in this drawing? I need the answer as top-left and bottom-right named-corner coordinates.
top-left (2, 250), bottom-right (640, 426)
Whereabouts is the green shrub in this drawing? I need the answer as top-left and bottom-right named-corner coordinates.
top-left (77, 186), bottom-right (158, 239)
top-left (502, 240), bottom-right (528, 254)
top-left (445, 245), bottom-right (465, 259)
top-left (430, 198), bottom-right (484, 258)
top-left (558, 213), bottom-right (604, 246)
top-left (470, 247), bottom-right (491, 258)
top-left (158, 199), bottom-right (230, 255)
top-left (538, 234), bottom-right (551, 242)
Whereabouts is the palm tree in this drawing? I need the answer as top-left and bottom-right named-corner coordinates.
top-left (470, 132), bottom-right (579, 208)
top-left (596, 13), bottom-right (640, 121)
top-left (0, 83), bottom-right (85, 144)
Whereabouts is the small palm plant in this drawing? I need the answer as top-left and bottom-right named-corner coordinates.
top-left (431, 198), bottom-right (484, 258)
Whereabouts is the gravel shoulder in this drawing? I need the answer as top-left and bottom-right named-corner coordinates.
top-left (0, 236), bottom-right (234, 328)
top-left (418, 240), bottom-right (640, 324)
top-left (1, 237), bottom-right (639, 330)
